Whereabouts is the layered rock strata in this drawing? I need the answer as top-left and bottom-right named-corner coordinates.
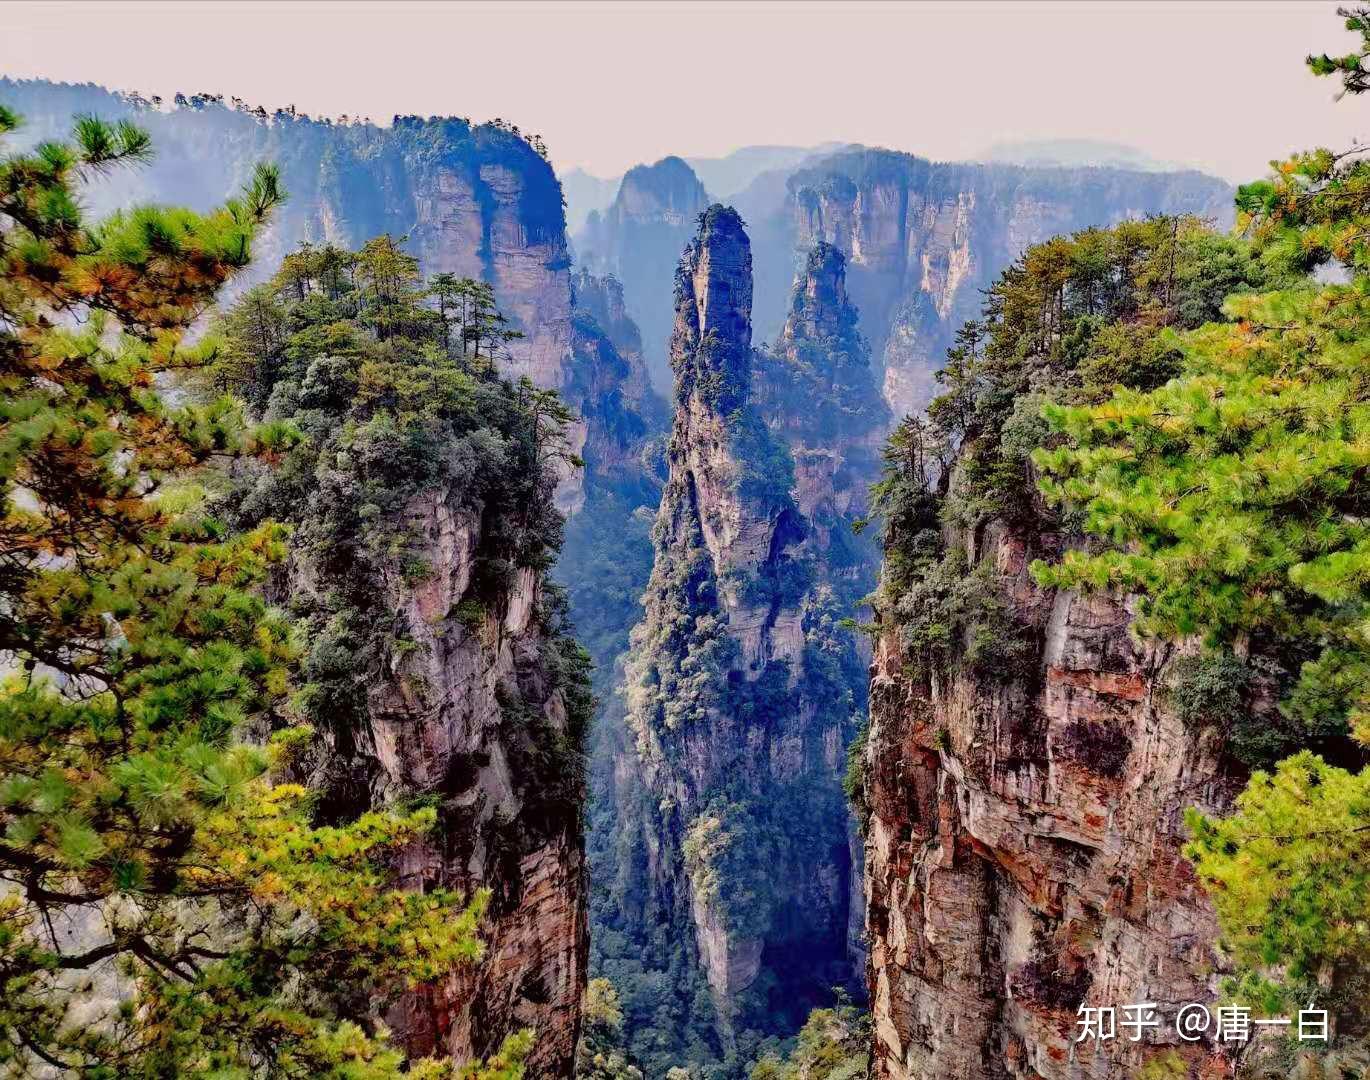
top-left (351, 495), bottom-right (589, 1076)
top-left (862, 517), bottom-right (1245, 1080)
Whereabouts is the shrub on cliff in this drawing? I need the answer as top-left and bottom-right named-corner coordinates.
top-left (0, 107), bottom-right (528, 1078)
top-left (1030, 11), bottom-right (1370, 1038)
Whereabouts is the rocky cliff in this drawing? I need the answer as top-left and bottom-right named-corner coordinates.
top-left (575, 156), bottom-right (712, 393)
top-left (596, 208), bottom-right (871, 1074)
top-left (752, 242), bottom-right (891, 981)
top-left (781, 149), bottom-right (1234, 415)
top-left (571, 269), bottom-right (667, 430)
top-left (854, 216), bottom-right (1286, 1080)
top-left (571, 141), bottom-right (1235, 420)
top-left (862, 516), bottom-right (1244, 1079)
top-left (2, 79), bottom-right (621, 1079)
top-left (334, 495), bottom-right (590, 1077)
top-left (240, 305), bottom-right (598, 1077)
top-left (2, 83), bottom-right (566, 371)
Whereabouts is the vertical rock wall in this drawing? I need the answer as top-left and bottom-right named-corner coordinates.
top-left (344, 495), bottom-right (589, 1077)
top-left (611, 208), bottom-right (867, 1064)
top-left (782, 150), bottom-right (1234, 416)
top-left (862, 518), bottom-right (1245, 1080)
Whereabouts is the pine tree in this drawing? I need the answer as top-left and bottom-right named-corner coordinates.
top-left (1029, 12), bottom-right (1370, 1036)
top-left (0, 107), bottom-right (521, 1077)
top-left (424, 275), bottom-right (523, 370)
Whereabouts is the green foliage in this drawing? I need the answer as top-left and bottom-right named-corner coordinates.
top-left (868, 415), bottom-right (944, 600)
top-left (577, 979), bottom-right (645, 1080)
top-left (683, 799), bottom-right (783, 938)
top-left (890, 547), bottom-right (1032, 682)
top-left (217, 234), bottom-right (589, 817)
top-left (1137, 1051), bottom-right (1189, 1080)
top-left (748, 997), bottom-right (869, 1080)
top-left (1167, 651), bottom-right (1251, 728)
top-left (0, 108), bottom-right (522, 1078)
top-left (560, 490), bottom-right (656, 690)
top-left (1033, 14), bottom-right (1370, 1033)
top-left (842, 720), bottom-right (870, 832)
top-left (1186, 753), bottom-right (1370, 1011)
top-left (1307, 6), bottom-right (1370, 98)
top-left (729, 410), bottom-right (797, 508)
top-left (1164, 651), bottom-right (1340, 770)
top-left (625, 518), bottom-right (734, 736)
top-left (944, 218), bottom-right (1291, 530)
top-left (1031, 275), bottom-right (1370, 755)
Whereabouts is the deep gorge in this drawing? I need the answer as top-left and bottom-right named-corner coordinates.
top-left (6, 30), bottom-right (1367, 1077)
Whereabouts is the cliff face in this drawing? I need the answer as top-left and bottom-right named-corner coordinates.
top-left (575, 157), bottom-right (712, 394)
top-left (783, 150), bottom-right (1234, 415)
top-left (2, 81), bottom-right (610, 1078)
top-left (598, 209), bottom-right (868, 1071)
top-left (862, 520), bottom-right (1243, 1080)
top-left (389, 118), bottom-right (573, 393)
top-left (319, 493), bottom-right (589, 1076)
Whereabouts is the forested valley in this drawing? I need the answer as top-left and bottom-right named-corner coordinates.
top-left (4, 7), bottom-right (1370, 1080)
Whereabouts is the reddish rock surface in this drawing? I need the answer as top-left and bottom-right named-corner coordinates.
top-left (863, 525), bottom-right (1244, 1079)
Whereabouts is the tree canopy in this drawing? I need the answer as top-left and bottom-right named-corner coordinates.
top-left (0, 107), bottom-right (524, 1078)
top-left (1026, 10), bottom-right (1370, 1038)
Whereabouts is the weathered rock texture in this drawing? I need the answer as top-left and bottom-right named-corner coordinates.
top-left (0, 79), bottom-right (673, 517)
top-left (781, 149), bottom-right (1233, 415)
top-left (575, 156), bottom-right (712, 393)
top-left (0, 80), bottom-right (612, 1078)
top-left (863, 516), bottom-right (1245, 1080)
top-left (605, 209), bottom-right (869, 1065)
top-left (322, 495), bottom-right (588, 1076)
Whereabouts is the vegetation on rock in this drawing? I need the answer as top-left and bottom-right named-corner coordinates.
top-left (0, 107), bottom-right (528, 1078)
top-left (1023, 9), bottom-right (1370, 1053)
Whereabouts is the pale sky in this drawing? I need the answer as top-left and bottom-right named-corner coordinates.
top-left (0, 1), bottom-right (1363, 182)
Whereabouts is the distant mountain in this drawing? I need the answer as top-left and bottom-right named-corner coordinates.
top-left (981, 137), bottom-right (1192, 173)
top-left (684, 143), bottom-right (844, 199)
top-left (575, 156), bottom-right (712, 392)
top-left (561, 167), bottom-right (620, 233)
top-left (561, 144), bottom-right (842, 251)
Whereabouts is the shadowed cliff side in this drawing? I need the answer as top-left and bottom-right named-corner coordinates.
top-left (592, 207), bottom-right (874, 1077)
